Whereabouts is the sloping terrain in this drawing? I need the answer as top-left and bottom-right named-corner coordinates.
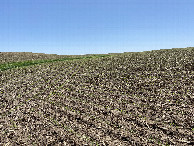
top-left (0, 52), bottom-right (77, 64)
top-left (0, 52), bottom-right (109, 64)
top-left (0, 53), bottom-right (110, 72)
top-left (0, 48), bottom-right (193, 145)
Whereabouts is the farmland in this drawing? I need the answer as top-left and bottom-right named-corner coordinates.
top-left (0, 52), bottom-right (82, 64)
top-left (0, 47), bottom-right (193, 145)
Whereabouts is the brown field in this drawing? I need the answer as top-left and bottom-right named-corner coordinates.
top-left (0, 52), bottom-right (83, 64)
top-left (0, 47), bottom-right (193, 145)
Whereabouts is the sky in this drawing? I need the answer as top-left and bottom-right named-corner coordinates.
top-left (0, 0), bottom-right (194, 55)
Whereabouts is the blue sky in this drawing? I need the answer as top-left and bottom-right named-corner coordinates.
top-left (0, 0), bottom-right (194, 55)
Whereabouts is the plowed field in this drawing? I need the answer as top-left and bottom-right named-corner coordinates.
top-left (0, 48), bottom-right (193, 145)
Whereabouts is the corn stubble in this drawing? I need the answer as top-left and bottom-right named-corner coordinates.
top-left (0, 47), bottom-right (193, 145)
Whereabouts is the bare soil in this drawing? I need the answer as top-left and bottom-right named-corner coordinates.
top-left (0, 48), bottom-right (193, 145)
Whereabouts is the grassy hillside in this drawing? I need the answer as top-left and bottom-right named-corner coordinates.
top-left (0, 47), bottom-right (193, 145)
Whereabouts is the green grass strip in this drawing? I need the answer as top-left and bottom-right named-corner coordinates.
top-left (0, 54), bottom-right (110, 71)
